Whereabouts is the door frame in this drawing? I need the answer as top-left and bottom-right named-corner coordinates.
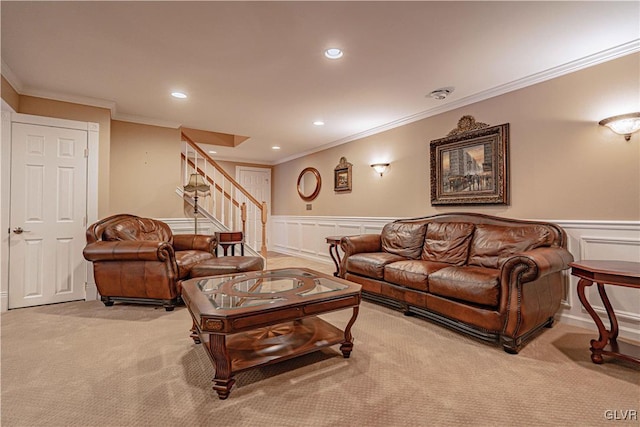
top-left (0, 109), bottom-right (99, 312)
top-left (235, 165), bottom-right (272, 251)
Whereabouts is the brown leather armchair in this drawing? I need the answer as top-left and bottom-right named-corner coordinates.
top-left (83, 214), bottom-right (217, 311)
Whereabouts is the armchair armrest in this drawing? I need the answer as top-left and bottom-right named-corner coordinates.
top-left (340, 234), bottom-right (382, 257)
top-left (173, 234), bottom-right (217, 253)
top-left (83, 241), bottom-right (175, 262)
top-left (501, 247), bottom-right (574, 283)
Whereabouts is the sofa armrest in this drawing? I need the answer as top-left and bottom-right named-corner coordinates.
top-left (338, 234), bottom-right (382, 278)
top-left (501, 247), bottom-right (574, 283)
top-left (83, 241), bottom-right (175, 262)
top-left (340, 234), bottom-right (382, 256)
top-left (500, 246), bottom-right (573, 351)
top-left (173, 234), bottom-right (217, 253)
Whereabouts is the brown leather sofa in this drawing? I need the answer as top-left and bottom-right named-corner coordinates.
top-left (339, 213), bottom-right (574, 353)
top-left (83, 214), bottom-right (217, 311)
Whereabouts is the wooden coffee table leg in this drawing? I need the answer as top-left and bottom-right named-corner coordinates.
top-left (209, 334), bottom-right (235, 399)
top-left (340, 306), bottom-right (359, 358)
top-left (190, 319), bottom-right (201, 344)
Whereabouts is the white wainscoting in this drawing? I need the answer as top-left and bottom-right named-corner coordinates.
top-left (271, 215), bottom-right (640, 342)
top-left (161, 218), bottom-right (217, 236)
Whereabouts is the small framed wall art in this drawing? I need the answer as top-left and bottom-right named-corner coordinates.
top-left (334, 156), bottom-right (352, 193)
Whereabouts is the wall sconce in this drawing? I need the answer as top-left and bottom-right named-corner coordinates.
top-left (183, 173), bottom-right (211, 234)
top-left (370, 163), bottom-right (390, 176)
top-left (599, 112), bottom-right (640, 141)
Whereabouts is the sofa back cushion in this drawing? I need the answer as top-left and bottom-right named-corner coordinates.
top-left (469, 224), bottom-right (554, 269)
top-left (421, 222), bottom-right (475, 266)
top-left (103, 217), bottom-right (173, 243)
top-left (381, 222), bottom-right (428, 259)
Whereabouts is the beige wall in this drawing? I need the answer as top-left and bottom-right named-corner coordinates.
top-left (16, 95), bottom-right (113, 218)
top-left (110, 120), bottom-right (183, 217)
top-left (273, 53), bottom-right (640, 221)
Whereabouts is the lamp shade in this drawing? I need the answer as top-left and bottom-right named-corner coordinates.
top-left (370, 163), bottom-right (390, 176)
top-left (183, 173), bottom-right (211, 196)
top-left (599, 112), bottom-right (640, 141)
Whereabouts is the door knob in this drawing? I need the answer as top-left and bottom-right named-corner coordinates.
top-left (12, 227), bottom-right (28, 234)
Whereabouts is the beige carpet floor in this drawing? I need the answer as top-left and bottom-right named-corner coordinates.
top-left (1, 255), bottom-right (638, 427)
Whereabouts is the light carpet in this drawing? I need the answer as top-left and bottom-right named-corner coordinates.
top-left (1, 257), bottom-right (638, 426)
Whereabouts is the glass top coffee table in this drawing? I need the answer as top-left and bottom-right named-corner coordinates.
top-left (181, 267), bottom-right (362, 399)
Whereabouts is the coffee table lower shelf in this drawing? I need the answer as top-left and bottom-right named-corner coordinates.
top-left (192, 316), bottom-right (351, 398)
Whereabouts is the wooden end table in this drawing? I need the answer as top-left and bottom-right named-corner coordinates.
top-left (326, 235), bottom-right (352, 277)
top-left (215, 231), bottom-right (245, 256)
top-left (181, 268), bottom-right (361, 399)
top-left (570, 260), bottom-right (640, 366)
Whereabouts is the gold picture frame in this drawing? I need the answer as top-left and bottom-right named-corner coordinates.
top-left (430, 116), bottom-right (509, 205)
top-left (334, 157), bottom-right (352, 193)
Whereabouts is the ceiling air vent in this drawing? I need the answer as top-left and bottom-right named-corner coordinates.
top-left (427, 87), bottom-right (454, 100)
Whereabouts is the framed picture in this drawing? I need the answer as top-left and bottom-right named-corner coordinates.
top-left (334, 156), bottom-right (352, 192)
top-left (430, 119), bottom-right (509, 205)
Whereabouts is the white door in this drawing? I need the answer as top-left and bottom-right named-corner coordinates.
top-left (236, 167), bottom-right (271, 252)
top-left (9, 122), bottom-right (88, 308)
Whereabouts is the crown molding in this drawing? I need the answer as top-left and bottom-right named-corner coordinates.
top-left (21, 87), bottom-right (117, 114)
top-left (274, 39), bottom-right (640, 165)
top-left (4, 38), bottom-right (638, 163)
top-left (1, 60), bottom-right (24, 92)
top-left (2, 60), bottom-right (116, 114)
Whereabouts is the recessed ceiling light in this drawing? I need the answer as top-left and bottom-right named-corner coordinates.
top-left (324, 48), bottom-right (343, 59)
top-left (313, 121), bottom-right (325, 126)
top-left (171, 92), bottom-right (187, 99)
top-left (208, 150), bottom-right (217, 154)
top-left (272, 146), bottom-right (281, 150)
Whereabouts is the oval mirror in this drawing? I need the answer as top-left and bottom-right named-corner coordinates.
top-left (297, 167), bottom-right (321, 202)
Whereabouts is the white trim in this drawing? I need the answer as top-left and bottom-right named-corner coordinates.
top-left (3, 41), bottom-right (638, 166)
top-left (160, 217), bottom-right (217, 236)
top-left (0, 104), bottom-right (15, 312)
top-left (1, 113), bottom-right (100, 311)
top-left (274, 40), bottom-right (640, 165)
top-left (18, 88), bottom-right (116, 115)
top-left (11, 113), bottom-right (93, 131)
top-left (1, 59), bottom-right (23, 93)
top-left (235, 165), bottom-right (273, 251)
top-left (85, 123), bottom-right (100, 301)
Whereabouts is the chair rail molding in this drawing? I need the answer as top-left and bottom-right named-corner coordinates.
top-left (272, 215), bottom-right (640, 342)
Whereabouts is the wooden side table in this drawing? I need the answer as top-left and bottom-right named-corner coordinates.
top-left (215, 231), bottom-right (245, 256)
top-left (325, 236), bottom-right (344, 277)
top-left (570, 260), bottom-right (640, 365)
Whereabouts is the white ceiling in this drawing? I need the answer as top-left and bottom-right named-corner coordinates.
top-left (2, 1), bottom-right (639, 165)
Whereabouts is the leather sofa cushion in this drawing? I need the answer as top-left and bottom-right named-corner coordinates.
top-left (421, 222), bottom-right (475, 266)
top-left (428, 266), bottom-right (501, 308)
top-left (175, 250), bottom-right (215, 279)
top-left (469, 224), bottom-right (554, 269)
top-left (346, 252), bottom-right (407, 280)
top-left (381, 222), bottom-right (428, 259)
top-left (384, 260), bottom-right (450, 291)
top-left (103, 217), bottom-right (173, 243)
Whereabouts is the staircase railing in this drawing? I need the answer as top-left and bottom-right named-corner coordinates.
top-left (180, 132), bottom-right (268, 257)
